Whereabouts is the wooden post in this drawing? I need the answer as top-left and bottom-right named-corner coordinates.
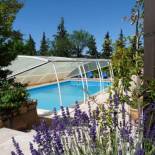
top-left (144, 0), bottom-right (155, 79)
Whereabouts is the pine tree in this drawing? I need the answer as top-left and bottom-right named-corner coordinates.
top-left (116, 29), bottom-right (125, 49)
top-left (51, 17), bottom-right (72, 57)
top-left (129, 36), bottom-right (137, 53)
top-left (24, 34), bottom-right (36, 55)
top-left (40, 32), bottom-right (49, 56)
top-left (87, 35), bottom-right (98, 58)
top-left (56, 17), bottom-right (67, 38)
top-left (102, 32), bottom-right (113, 59)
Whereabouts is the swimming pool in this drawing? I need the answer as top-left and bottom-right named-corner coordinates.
top-left (28, 80), bottom-right (111, 111)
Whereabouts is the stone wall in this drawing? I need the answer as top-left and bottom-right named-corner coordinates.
top-left (0, 101), bottom-right (39, 130)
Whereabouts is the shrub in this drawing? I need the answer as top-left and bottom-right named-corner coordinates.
top-left (0, 79), bottom-right (29, 112)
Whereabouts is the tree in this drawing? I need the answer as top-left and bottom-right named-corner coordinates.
top-left (115, 29), bottom-right (125, 49)
top-left (56, 17), bottom-right (67, 38)
top-left (101, 32), bottom-right (113, 59)
top-left (87, 35), bottom-right (98, 58)
top-left (70, 30), bottom-right (91, 57)
top-left (51, 17), bottom-right (73, 57)
top-left (0, 0), bottom-right (28, 114)
top-left (24, 34), bottom-right (36, 55)
top-left (124, 0), bottom-right (144, 51)
top-left (0, 0), bottom-right (24, 79)
top-left (11, 30), bottom-right (26, 55)
top-left (40, 32), bottom-right (49, 56)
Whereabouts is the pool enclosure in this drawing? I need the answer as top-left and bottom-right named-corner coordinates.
top-left (7, 55), bottom-right (113, 107)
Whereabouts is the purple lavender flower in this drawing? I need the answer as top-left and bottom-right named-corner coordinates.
top-left (114, 93), bottom-right (119, 108)
top-left (120, 126), bottom-right (130, 142)
top-left (33, 120), bottom-right (53, 154)
top-left (101, 104), bottom-right (107, 129)
top-left (128, 114), bottom-right (132, 134)
top-left (113, 102), bottom-right (118, 128)
top-left (11, 151), bottom-right (17, 155)
top-left (88, 102), bottom-right (92, 118)
top-left (61, 106), bottom-right (67, 120)
top-left (12, 137), bottom-right (24, 155)
top-left (135, 146), bottom-right (144, 155)
top-left (81, 111), bottom-right (89, 125)
top-left (66, 127), bottom-right (72, 136)
top-left (122, 102), bottom-right (126, 127)
top-left (89, 119), bottom-right (97, 142)
top-left (76, 128), bottom-right (82, 142)
top-left (66, 107), bottom-right (70, 118)
top-left (53, 107), bottom-right (58, 119)
top-left (95, 106), bottom-right (99, 118)
top-left (118, 149), bottom-right (122, 155)
top-left (52, 108), bottom-right (59, 127)
top-left (53, 131), bottom-right (64, 155)
top-left (73, 101), bottom-right (82, 126)
top-left (29, 143), bottom-right (40, 155)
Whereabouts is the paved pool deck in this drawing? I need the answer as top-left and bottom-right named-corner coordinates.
top-left (0, 128), bottom-right (35, 155)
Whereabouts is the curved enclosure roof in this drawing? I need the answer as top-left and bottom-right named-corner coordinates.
top-left (7, 55), bottom-right (110, 85)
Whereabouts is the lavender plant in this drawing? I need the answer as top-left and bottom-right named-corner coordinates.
top-left (11, 93), bottom-right (145, 155)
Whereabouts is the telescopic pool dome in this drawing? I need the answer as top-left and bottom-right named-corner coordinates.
top-left (7, 55), bottom-right (112, 85)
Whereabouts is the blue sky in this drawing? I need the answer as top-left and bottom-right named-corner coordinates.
top-left (13, 0), bottom-right (135, 51)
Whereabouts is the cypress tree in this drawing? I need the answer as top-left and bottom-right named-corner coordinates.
top-left (24, 34), bottom-right (36, 55)
top-left (51, 17), bottom-right (72, 57)
top-left (56, 17), bottom-right (67, 38)
top-left (101, 32), bottom-right (113, 59)
top-left (40, 32), bottom-right (49, 56)
top-left (87, 35), bottom-right (98, 58)
top-left (116, 29), bottom-right (125, 49)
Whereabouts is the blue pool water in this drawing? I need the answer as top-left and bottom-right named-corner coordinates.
top-left (28, 80), bottom-right (111, 111)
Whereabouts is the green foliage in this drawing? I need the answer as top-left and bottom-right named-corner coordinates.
top-left (11, 32), bottom-right (25, 55)
top-left (48, 18), bottom-right (99, 58)
top-left (0, 0), bottom-right (23, 36)
top-left (70, 30), bottom-right (91, 57)
top-left (143, 139), bottom-right (155, 155)
top-left (51, 37), bottom-right (73, 57)
top-left (39, 32), bottom-right (49, 56)
top-left (23, 34), bottom-right (36, 55)
top-left (0, 0), bottom-right (29, 111)
top-left (130, 85), bottom-right (143, 109)
top-left (56, 17), bottom-right (67, 39)
top-left (111, 0), bottom-right (144, 110)
top-left (124, 0), bottom-right (144, 51)
top-left (111, 26), bottom-right (143, 109)
top-left (51, 17), bottom-right (73, 57)
top-left (115, 29), bottom-right (125, 49)
top-left (101, 32), bottom-right (113, 59)
top-left (87, 35), bottom-right (98, 58)
top-left (0, 80), bottom-right (29, 111)
top-left (143, 80), bottom-right (155, 103)
top-left (112, 47), bottom-right (133, 92)
top-left (0, 0), bottom-right (23, 78)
